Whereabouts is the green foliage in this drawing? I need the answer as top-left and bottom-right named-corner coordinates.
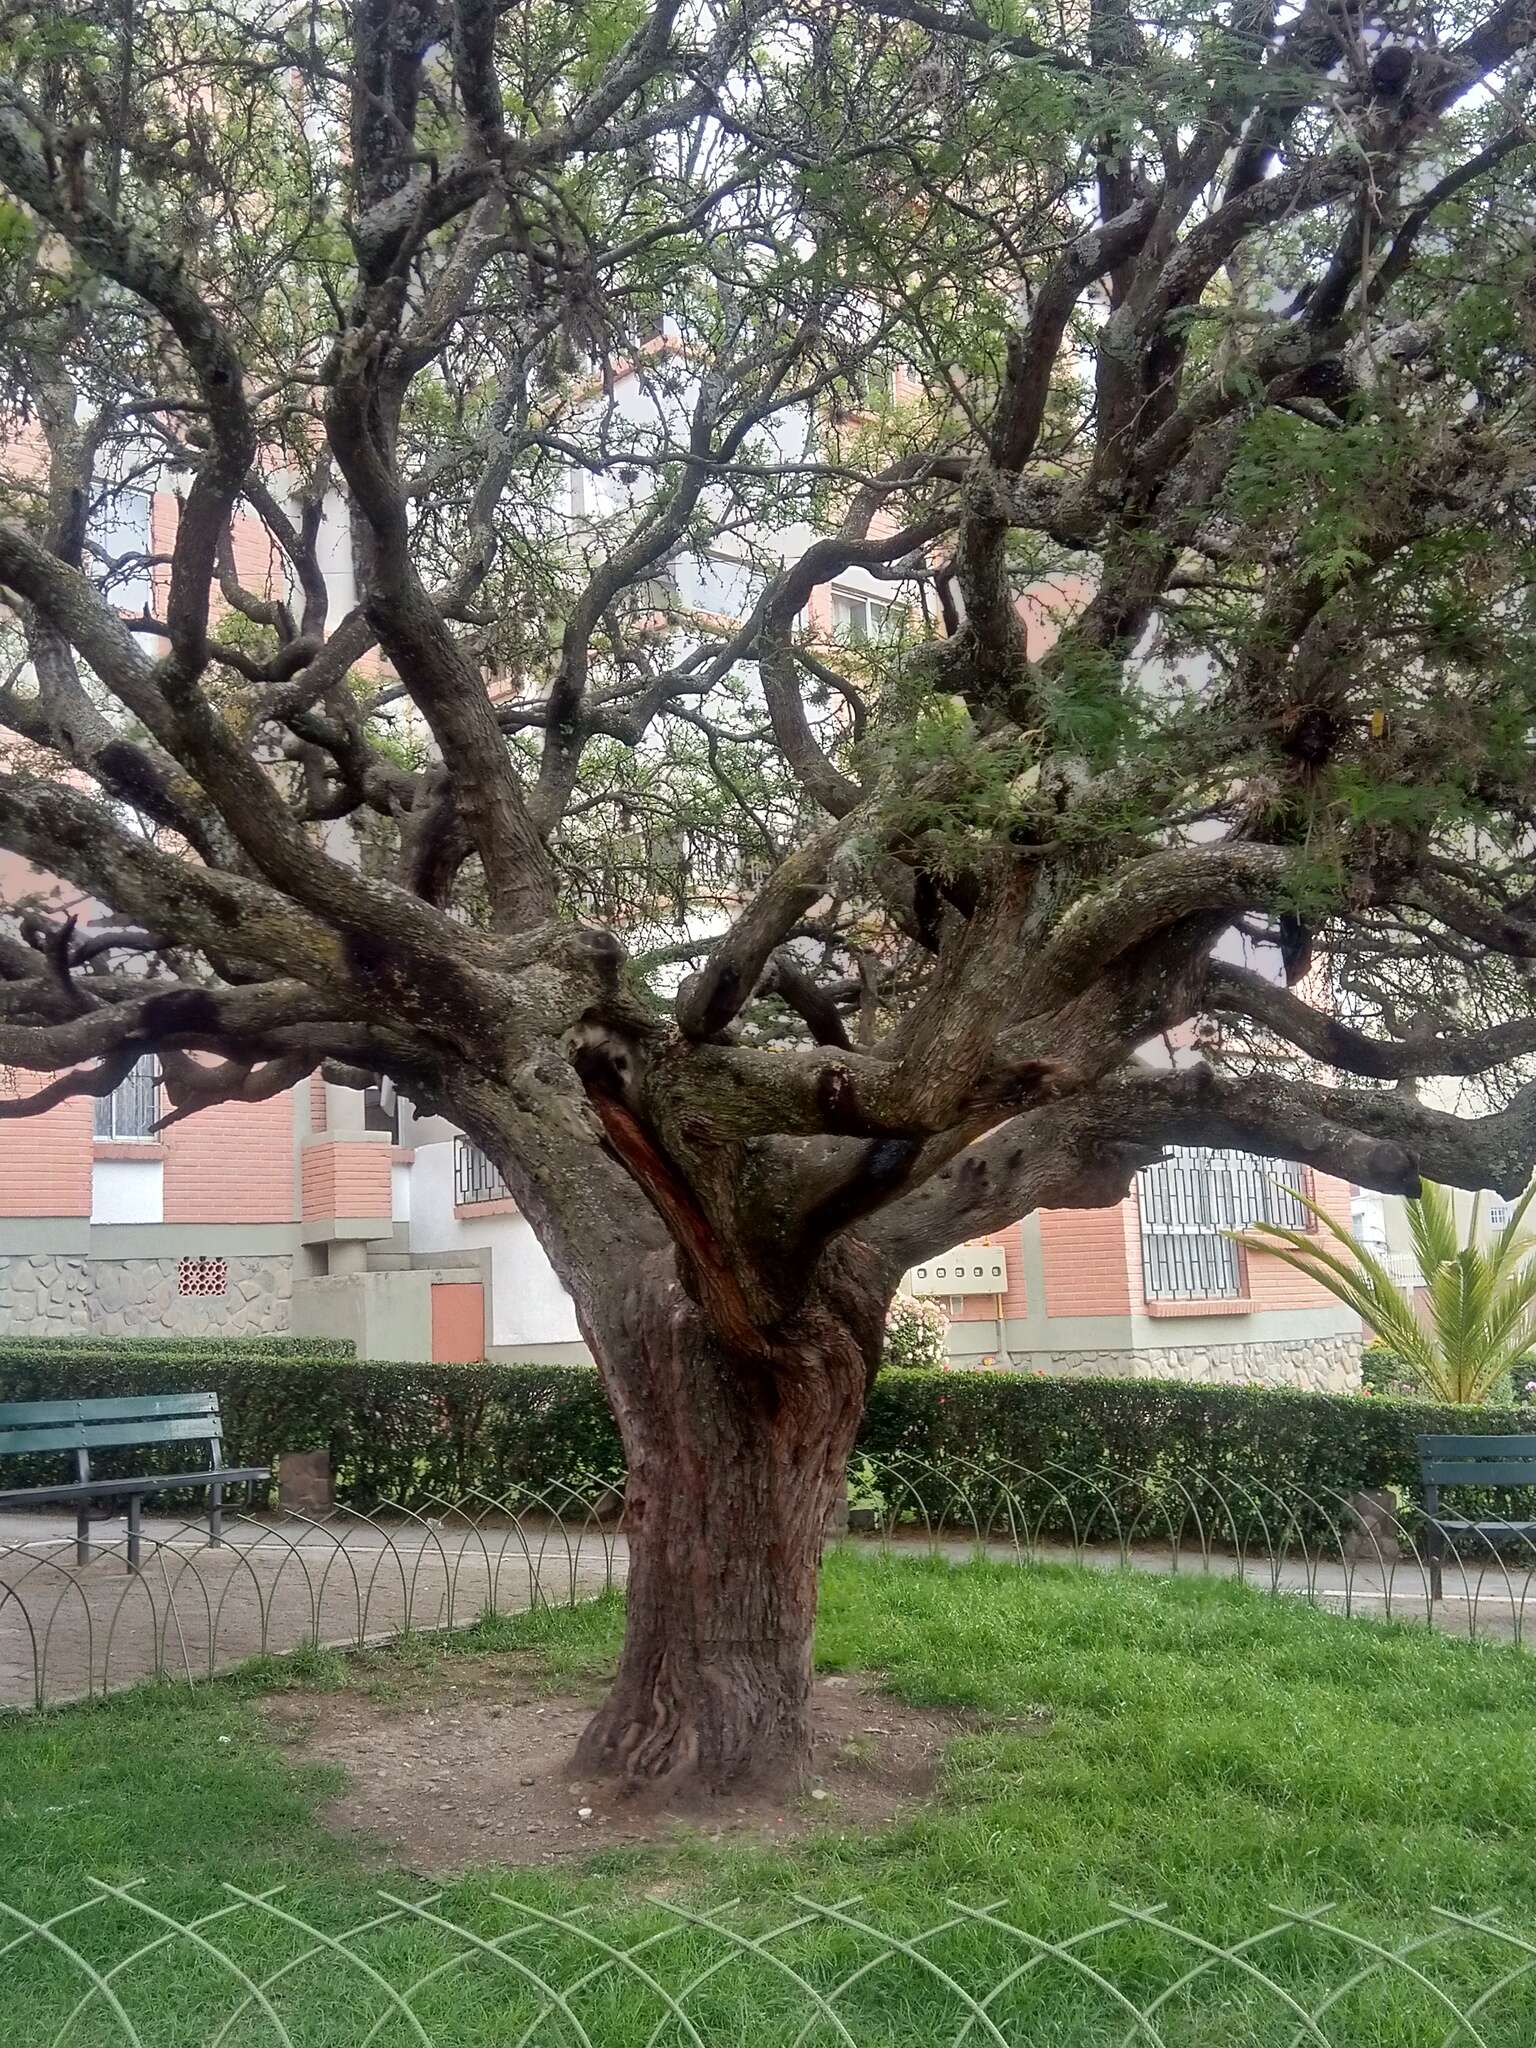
top-left (1362, 1341), bottom-right (1536, 1407)
top-left (881, 1295), bottom-right (948, 1372)
top-left (0, 1348), bottom-right (621, 1505)
top-left (1237, 1180), bottom-right (1536, 1406)
top-left (858, 1367), bottom-right (1536, 1538)
top-left (0, 1335), bottom-right (355, 1365)
top-left (845, 1454), bottom-right (887, 1514)
top-left (7, 1345), bottom-right (1536, 1532)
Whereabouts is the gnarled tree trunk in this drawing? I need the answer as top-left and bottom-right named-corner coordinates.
top-left (575, 1247), bottom-right (887, 1800)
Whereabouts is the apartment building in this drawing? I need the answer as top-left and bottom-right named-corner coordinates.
top-left (0, 983), bottom-right (1361, 1384)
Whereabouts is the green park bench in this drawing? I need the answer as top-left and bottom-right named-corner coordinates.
top-left (0, 1393), bottom-right (268, 1570)
top-left (1417, 1433), bottom-right (1536, 1600)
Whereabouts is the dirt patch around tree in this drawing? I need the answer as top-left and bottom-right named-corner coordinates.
top-left (263, 1653), bottom-right (1001, 1873)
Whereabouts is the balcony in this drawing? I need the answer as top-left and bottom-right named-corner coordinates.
top-left (453, 1136), bottom-right (511, 1208)
top-left (1381, 1250), bottom-right (1426, 1291)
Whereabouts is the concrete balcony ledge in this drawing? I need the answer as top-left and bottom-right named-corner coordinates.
top-left (298, 1216), bottom-right (395, 1246)
top-left (1143, 1297), bottom-right (1254, 1317)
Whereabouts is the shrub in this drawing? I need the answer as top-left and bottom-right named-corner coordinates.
top-left (859, 1369), bottom-right (1536, 1541)
top-left (1360, 1344), bottom-right (1423, 1400)
top-left (1362, 1341), bottom-right (1536, 1407)
top-left (0, 1334), bottom-right (355, 1368)
top-left (881, 1295), bottom-right (948, 1372)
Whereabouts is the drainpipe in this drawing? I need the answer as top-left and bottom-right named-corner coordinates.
top-left (994, 1293), bottom-right (1013, 1369)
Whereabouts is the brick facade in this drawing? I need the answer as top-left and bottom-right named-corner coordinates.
top-left (164, 1093), bottom-right (295, 1224)
top-left (301, 1140), bottom-right (392, 1221)
top-left (0, 1076), bottom-right (91, 1218)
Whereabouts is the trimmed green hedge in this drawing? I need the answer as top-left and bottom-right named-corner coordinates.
top-left (3, 1343), bottom-right (1535, 1531)
top-left (0, 1351), bottom-right (617, 1504)
top-left (0, 1335), bottom-right (356, 1368)
top-left (857, 1370), bottom-right (1536, 1537)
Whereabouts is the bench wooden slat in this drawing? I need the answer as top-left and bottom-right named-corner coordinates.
top-left (1422, 1461), bottom-right (1536, 1486)
top-left (1419, 1433), bottom-right (1536, 1459)
top-left (0, 1415), bottom-right (223, 1456)
top-left (1426, 1516), bottom-right (1536, 1535)
top-left (0, 1394), bottom-right (218, 1427)
top-left (0, 1466), bottom-right (268, 1507)
top-left (0, 1390), bottom-right (257, 1571)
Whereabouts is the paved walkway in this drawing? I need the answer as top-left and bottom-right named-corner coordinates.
top-left (4, 1509), bottom-right (1533, 1709)
top-left (0, 1507), bottom-right (623, 1708)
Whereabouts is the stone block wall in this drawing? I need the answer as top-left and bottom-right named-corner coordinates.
top-left (1017, 1334), bottom-right (1362, 1394)
top-left (0, 1254), bottom-right (91, 1333)
top-left (88, 1257), bottom-right (292, 1335)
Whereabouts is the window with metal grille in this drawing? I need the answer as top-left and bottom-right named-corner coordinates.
top-left (453, 1134), bottom-right (511, 1206)
top-left (1136, 1149), bottom-right (1309, 1300)
top-left (178, 1256), bottom-right (227, 1297)
top-left (93, 1057), bottom-right (160, 1140)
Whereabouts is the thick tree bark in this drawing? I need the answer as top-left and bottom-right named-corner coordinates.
top-left (575, 1246), bottom-right (887, 1801)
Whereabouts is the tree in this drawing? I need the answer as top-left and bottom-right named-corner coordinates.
top-left (1238, 1180), bottom-right (1536, 1407)
top-left (2, 0), bottom-right (1536, 1799)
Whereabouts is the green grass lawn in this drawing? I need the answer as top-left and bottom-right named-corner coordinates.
top-left (6, 1550), bottom-right (1536, 2044)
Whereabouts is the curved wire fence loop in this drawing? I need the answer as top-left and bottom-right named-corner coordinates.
top-left (1268, 1905), bottom-right (1498, 2048)
top-left (481, 1894), bottom-right (714, 2048)
top-left (232, 1505), bottom-right (360, 1651)
top-left (637, 1899), bottom-right (867, 2048)
top-left (941, 1900), bottom-right (1175, 2048)
top-left (10, 1453), bottom-right (1536, 1713)
top-left (82, 1880), bottom-right (302, 2048)
top-left (218, 1886), bottom-right (438, 2048)
top-left (7, 1884), bottom-right (1536, 2043)
top-left (205, 1898), bottom-right (431, 2048)
top-left (785, 1894), bottom-right (1017, 2048)
top-left (0, 1893), bottom-right (148, 2048)
top-left (782, 1904), bottom-right (1009, 2048)
top-left (1427, 1912), bottom-right (1536, 2048)
top-left (371, 1891), bottom-right (606, 2048)
top-left (1099, 1902), bottom-right (1338, 2048)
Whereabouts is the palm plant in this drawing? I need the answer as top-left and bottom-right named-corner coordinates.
top-left (1234, 1179), bottom-right (1536, 1406)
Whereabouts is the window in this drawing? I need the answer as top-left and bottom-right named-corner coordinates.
top-left (453, 1134), bottom-right (511, 1206)
top-left (676, 552), bottom-right (754, 619)
top-left (94, 1057), bottom-right (160, 1140)
top-left (831, 589), bottom-right (902, 643)
top-left (1136, 1149), bottom-right (1309, 1300)
top-left (178, 1256), bottom-right (227, 1297)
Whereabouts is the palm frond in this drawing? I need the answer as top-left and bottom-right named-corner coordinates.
top-left (1238, 1175), bottom-right (1536, 1406)
top-left (1407, 1179), bottom-right (1460, 1281)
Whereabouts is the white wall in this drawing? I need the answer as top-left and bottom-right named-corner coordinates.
top-left (90, 1158), bottom-right (163, 1225)
top-left (407, 1141), bottom-right (582, 1348)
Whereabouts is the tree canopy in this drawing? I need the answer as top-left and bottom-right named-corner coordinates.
top-left (3, 0), bottom-right (1536, 1792)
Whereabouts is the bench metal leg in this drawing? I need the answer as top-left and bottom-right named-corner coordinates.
top-left (76, 1507), bottom-right (91, 1569)
top-left (1428, 1528), bottom-right (1444, 1602)
top-left (126, 1495), bottom-right (142, 1573)
top-left (208, 1482), bottom-right (224, 1548)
